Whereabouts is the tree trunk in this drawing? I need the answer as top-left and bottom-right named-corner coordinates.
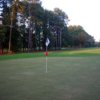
top-left (0, 40), bottom-right (3, 54)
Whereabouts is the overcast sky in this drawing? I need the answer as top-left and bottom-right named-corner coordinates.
top-left (42, 0), bottom-right (100, 41)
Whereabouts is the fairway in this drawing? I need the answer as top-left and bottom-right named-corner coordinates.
top-left (0, 57), bottom-right (100, 100)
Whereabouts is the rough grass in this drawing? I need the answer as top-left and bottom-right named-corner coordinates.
top-left (0, 48), bottom-right (100, 60)
top-left (49, 48), bottom-right (100, 56)
top-left (63, 48), bottom-right (100, 54)
top-left (0, 57), bottom-right (100, 100)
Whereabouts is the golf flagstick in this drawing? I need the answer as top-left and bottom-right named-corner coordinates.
top-left (45, 38), bottom-right (50, 73)
top-left (46, 46), bottom-right (48, 73)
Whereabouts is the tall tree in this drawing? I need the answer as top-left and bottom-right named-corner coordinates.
top-left (0, 0), bottom-right (8, 54)
top-left (8, 0), bottom-right (24, 53)
top-left (53, 8), bottom-right (69, 49)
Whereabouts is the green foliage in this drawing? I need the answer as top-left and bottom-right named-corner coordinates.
top-left (68, 25), bottom-right (95, 47)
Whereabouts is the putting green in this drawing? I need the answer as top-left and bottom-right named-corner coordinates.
top-left (0, 57), bottom-right (100, 100)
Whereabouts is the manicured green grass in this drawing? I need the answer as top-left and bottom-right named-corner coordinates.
top-left (0, 48), bottom-right (100, 60)
top-left (0, 57), bottom-right (100, 100)
top-left (0, 52), bottom-right (44, 60)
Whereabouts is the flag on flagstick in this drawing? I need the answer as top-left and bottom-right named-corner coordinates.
top-left (45, 38), bottom-right (50, 56)
top-left (45, 38), bottom-right (50, 47)
top-left (45, 38), bottom-right (50, 73)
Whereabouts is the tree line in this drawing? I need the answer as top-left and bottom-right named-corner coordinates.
top-left (0, 0), bottom-right (95, 53)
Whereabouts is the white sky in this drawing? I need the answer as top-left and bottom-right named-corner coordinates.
top-left (42, 0), bottom-right (100, 41)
